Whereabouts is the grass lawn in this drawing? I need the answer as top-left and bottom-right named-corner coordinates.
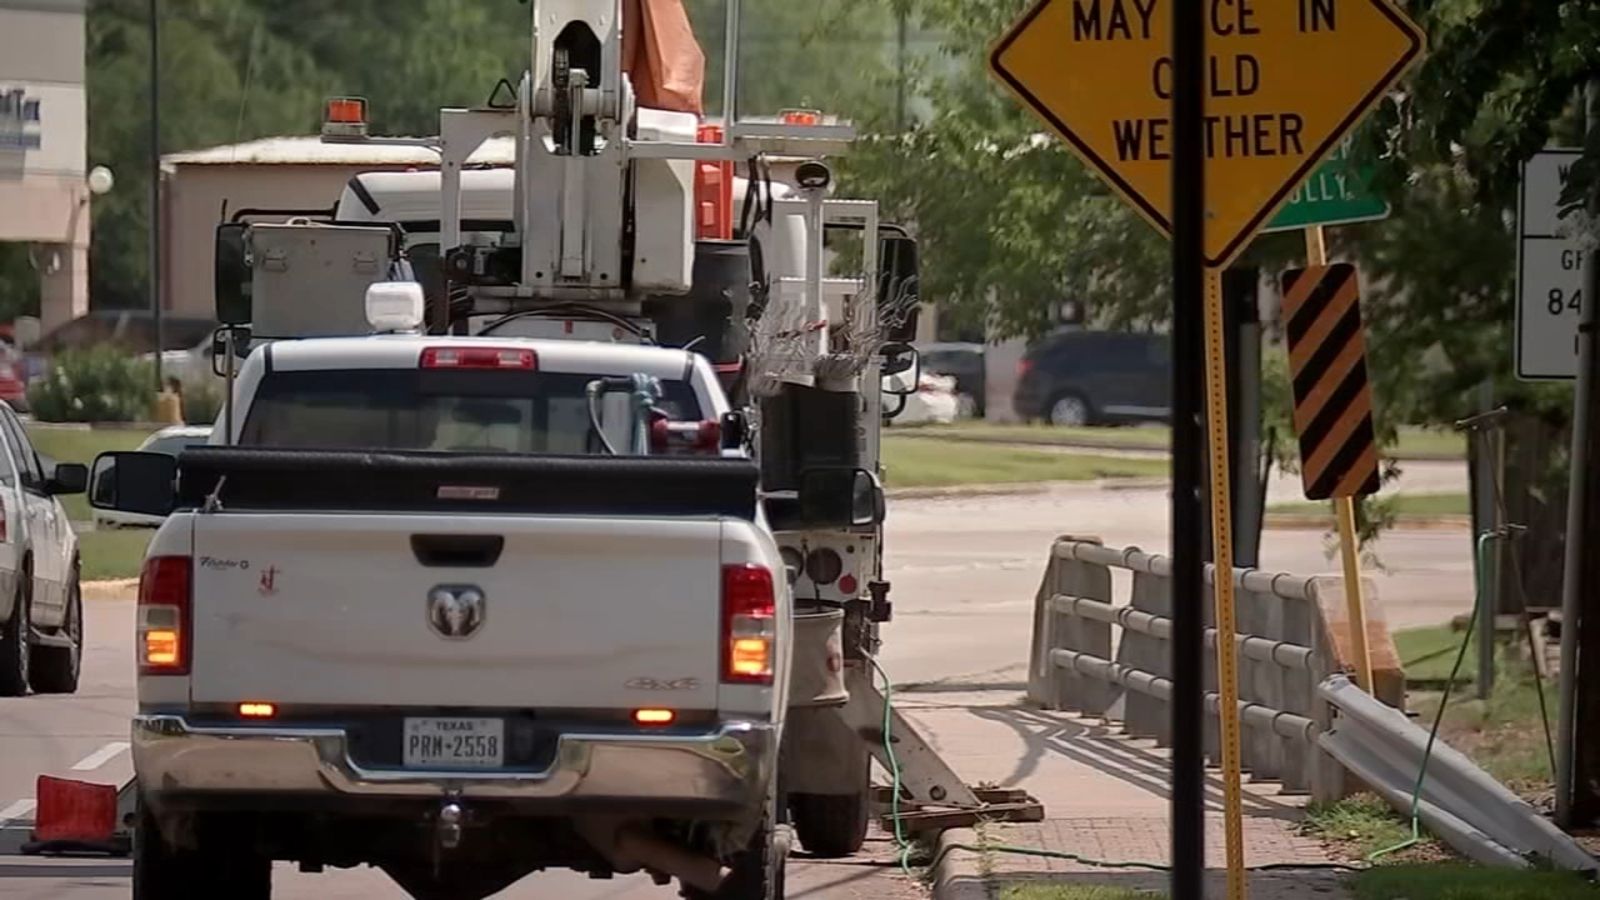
top-left (1395, 624), bottom-right (1557, 790)
top-left (880, 436), bottom-right (1167, 488)
top-left (1268, 493), bottom-right (1470, 519)
top-left (1301, 793), bottom-right (1439, 862)
top-left (1394, 623), bottom-right (1478, 684)
top-left (1353, 863), bottom-right (1600, 900)
top-left (902, 421), bottom-right (1171, 450)
top-left (896, 422), bottom-right (1464, 460)
top-left (26, 425), bottom-right (154, 523)
top-left (1412, 674), bottom-right (1560, 791)
top-left (77, 529), bottom-right (154, 581)
top-left (1002, 887), bottom-right (1161, 900)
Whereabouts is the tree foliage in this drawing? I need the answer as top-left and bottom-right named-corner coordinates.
top-left (839, 0), bottom-right (1171, 341)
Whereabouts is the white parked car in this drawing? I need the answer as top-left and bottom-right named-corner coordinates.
top-left (0, 401), bottom-right (88, 696)
top-left (141, 337), bottom-right (224, 393)
top-left (887, 372), bottom-right (960, 426)
top-left (92, 425), bottom-right (212, 530)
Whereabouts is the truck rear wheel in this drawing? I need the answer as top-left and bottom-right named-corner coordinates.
top-left (789, 787), bottom-right (870, 858)
top-left (683, 815), bottom-right (789, 900)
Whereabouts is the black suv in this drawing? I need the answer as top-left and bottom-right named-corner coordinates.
top-left (1013, 330), bottom-right (1171, 426)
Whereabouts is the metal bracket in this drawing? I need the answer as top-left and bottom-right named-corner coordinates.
top-left (874, 786), bottom-right (1045, 835)
top-left (830, 677), bottom-right (978, 808)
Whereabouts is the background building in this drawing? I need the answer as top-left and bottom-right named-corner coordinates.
top-left (0, 0), bottom-right (88, 334)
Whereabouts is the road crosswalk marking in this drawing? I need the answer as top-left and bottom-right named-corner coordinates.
top-left (0, 798), bottom-right (36, 827)
top-left (70, 741), bottom-right (131, 772)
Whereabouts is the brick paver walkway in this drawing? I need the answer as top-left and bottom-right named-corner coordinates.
top-left (900, 690), bottom-right (1349, 898)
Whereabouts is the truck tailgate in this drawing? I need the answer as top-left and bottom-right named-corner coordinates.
top-left (189, 513), bottom-right (724, 710)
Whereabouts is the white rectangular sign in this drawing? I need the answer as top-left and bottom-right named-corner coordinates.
top-left (0, 82), bottom-right (85, 178)
top-left (1518, 150), bottom-right (1584, 380)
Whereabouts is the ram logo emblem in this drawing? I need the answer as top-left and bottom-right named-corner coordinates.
top-left (427, 586), bottom-right (486, 639)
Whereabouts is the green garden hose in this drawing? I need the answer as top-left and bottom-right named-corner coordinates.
top-left (1367, 531), bottom-right (1492, 862)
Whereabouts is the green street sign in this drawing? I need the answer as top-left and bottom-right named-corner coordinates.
top-left (1264, 144), bottom-right (1390, 233)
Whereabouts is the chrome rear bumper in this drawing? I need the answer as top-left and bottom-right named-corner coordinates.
top-left (132, 714), bottom-right (774, 810)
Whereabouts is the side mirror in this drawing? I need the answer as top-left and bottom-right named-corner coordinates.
top-left (209, 326), bottom-right (252, 377)
top-left (877, 229), bottom-right (920, 344)
top-left (799, 467), bottom-right (885, 528)
top-left (214, 223), bottom-right (252, 325)
top-left (89, 452), bottom-right (178, 518)
top-left (46, 462), bottom-right (88, 496)
top-left (720, 411), bottom-right (748, 451)
top-left (881, 343), bottom-right (920, 396)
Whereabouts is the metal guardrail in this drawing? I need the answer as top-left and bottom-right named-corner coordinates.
top-left (1319, 675), bottom-right (1597, 871)
top-left (1028, 537), bottom-right (1347, 801)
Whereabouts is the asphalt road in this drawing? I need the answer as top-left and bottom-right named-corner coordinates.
top-left (0, 463), bottom-right (1472, 897)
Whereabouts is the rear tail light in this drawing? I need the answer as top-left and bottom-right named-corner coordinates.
top-left (721, 564), bottom-right (775, 685)
top-left (1017, 357), bottom-right (1035, 378)
top-left (420, 347), bottom-right (536, 370)
top-left (0, 494), bottom-right (8, 543)
top-left (138, 556), bottom-right (192, 675)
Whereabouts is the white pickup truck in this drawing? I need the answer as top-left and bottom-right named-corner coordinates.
top-left (89, 329), bottom-right (882, 900)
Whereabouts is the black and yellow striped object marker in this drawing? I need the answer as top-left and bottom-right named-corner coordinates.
top-left (1282, 247), bottom-right (1378, 695)
top-left (1281, 262), bottom-right (1382, 501)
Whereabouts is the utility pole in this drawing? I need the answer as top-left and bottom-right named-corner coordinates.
top-left (895, 9), bottom-right (908, 133)
top-left (1558, 79), bottom-right (1600, 827)
top-left (149, 0), bottom-right (164, 388)
top-left (1226, 269), bottom-right (1263, 569)
top-left (1169, 2), bottom-right (1206, 897)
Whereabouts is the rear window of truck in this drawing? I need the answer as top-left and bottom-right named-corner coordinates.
top-left (239, 369), bottom-right (701, 455)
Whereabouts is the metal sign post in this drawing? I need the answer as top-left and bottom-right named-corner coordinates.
top-left (1168, 3), bottom-right (1207, 895)
top-left (1202, 264), bottom-right (1247, 897)
top-left (1301, 228), bottom-right (1376, 692)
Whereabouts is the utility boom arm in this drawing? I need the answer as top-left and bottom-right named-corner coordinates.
top-left (436, 0), bottom-right (855, 325)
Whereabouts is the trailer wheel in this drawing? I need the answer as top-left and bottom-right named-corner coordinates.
top-left (789, 783), bottom-right (870, 858)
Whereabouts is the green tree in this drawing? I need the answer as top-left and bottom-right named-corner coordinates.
top-left (684, 0), bottom-right (901, 125)
top-left (838, 0), bottom-right (1175, 340)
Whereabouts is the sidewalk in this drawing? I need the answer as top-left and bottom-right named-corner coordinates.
top-left (897, 689), bottom-right (1351, 899)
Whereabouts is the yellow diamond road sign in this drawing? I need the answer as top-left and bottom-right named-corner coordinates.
top-left (989, 0), bottom-right (1425, 268)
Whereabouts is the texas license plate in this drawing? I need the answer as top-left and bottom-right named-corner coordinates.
top-left (402, 717), bottom-right (505, 768)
